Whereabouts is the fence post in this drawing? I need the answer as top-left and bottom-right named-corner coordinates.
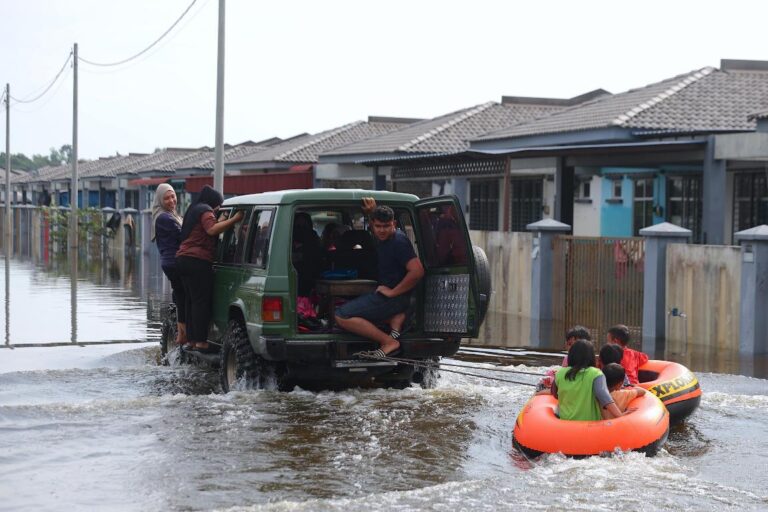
top-left (735, 225), bottom-right (768, 355)
top-left (640, 222), bottom-right (692, 356)
top-left (527, 218), bottom-right (571, 347)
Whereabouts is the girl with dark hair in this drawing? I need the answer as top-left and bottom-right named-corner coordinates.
top-left (176, 185), bottom-right (243, 352)
top-left (551, 340), bottom-right (627, 421)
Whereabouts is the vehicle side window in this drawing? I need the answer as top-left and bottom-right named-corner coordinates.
top-left (219, 207), bottom-right (251, 264)
top-left (395, 210), bottom-right (418, 254)
top-left (248, 209), bottom-right (274, 268)
top-left (417, 203), bottom-right (469, 267)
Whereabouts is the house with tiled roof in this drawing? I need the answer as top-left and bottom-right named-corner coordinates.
top-left (465, 59), bottom-right (768, 243)
top-left (319, 91), bottom-right (608, 223)
top-left (168, 118), bottom-right (421, 197)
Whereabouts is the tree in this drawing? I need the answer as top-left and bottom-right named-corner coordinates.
top-left (48, 144), bottom-right (73, 166)
top-left (0, 144), bottom-right (72, 172)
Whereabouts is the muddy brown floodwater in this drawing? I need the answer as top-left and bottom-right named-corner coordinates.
top-left (1, 255), bottom-right (767, 511)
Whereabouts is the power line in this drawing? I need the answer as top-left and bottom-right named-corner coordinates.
top-left (79, 0), bottom-right (198, 67)
top-left (9, 51), bottom-right (73, 104)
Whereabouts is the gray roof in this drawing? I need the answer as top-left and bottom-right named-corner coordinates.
top-left (229, 120), bottom-right (412, 165)
top-left (13, 164), bottom-right (76, 184)
top-left (477, 64), bottom-right (768, 141)
top-left (176, 143), bottom-right (267, 171)
top-left (25, 149), bottom-right (212, 183)
top-left (82, 149), bottom-right (210, 178)
top-left (322, 101), bottom-right (565, 157)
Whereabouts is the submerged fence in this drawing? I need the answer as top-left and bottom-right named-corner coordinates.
top-left (0, 205), bottom-right (140, 259)
top-left (553, 236), bottom-right (645, 344)
top-left (665, 244), bottom-right (741, 353)
top-left (469, 230), bottom-right (532, 345)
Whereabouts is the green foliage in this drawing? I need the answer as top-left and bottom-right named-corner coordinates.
top-left (41, 207), bottom-right (108, 249)
top-left (1, 144), bottom-right (73, 172)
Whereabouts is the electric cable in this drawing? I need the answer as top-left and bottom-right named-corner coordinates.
top-left (9, 51), bottom-right (73, 104)
top-left (79, 0), bottom-right (198, 67)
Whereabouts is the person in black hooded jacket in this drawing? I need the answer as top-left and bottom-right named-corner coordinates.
top-left (176, 185), bottom-right (243, 352)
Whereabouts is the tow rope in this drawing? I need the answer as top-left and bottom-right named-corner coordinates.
top-left (358, 353), bottom-right (540, 387)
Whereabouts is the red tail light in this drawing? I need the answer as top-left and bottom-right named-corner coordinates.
top-left (262, 297), bottom-right (283, 322)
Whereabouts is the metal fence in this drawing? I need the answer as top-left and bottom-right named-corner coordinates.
top-left (553, 236), bottom-right (645, 345)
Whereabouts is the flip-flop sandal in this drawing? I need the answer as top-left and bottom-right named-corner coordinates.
top-left (354, 349), bottom-right (386, 359)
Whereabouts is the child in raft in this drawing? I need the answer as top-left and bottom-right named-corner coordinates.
top-left (535, 326), bottom-right (591, 393)
top-left (550, 339), bottom-right (628, 421)
top-left (598, 343), bottom-right (631, 387)
top-left (601, 363), bottom-right (645, 419)
top-left (606, 324), bottom-right (649, 385)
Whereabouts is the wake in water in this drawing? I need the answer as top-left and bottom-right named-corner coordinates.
top-left (0, 345), bottom-right (767, 511)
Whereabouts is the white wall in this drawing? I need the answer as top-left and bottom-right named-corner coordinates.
top-left (573, 176), bottom-right (602, 236)
top-left (315, 163), bottom-right (391, 181)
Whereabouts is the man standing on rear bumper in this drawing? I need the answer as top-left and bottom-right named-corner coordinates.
top-left (335, 199), bottom-right (424, 357)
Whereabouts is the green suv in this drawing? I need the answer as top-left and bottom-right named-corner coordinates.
top-left (162, 189), bottom-right (490, 391)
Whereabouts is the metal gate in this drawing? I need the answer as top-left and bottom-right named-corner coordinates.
top-left (552, 236), bottom-right (645, 344)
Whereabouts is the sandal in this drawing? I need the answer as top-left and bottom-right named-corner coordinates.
top-left (354, 345), bottom-right (402, 359)
top-left (354, 349), bottom-right (386, 359)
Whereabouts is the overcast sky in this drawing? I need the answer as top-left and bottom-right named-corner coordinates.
top-left (1, 0), bottom-right (767, 160)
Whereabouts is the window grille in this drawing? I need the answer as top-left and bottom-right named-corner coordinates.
top-left (510, 178), bottom-right (543, 232)
top-left (469, 179), bottom-right (499, 230)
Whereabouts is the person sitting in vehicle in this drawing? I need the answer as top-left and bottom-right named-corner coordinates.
top-left (551, 339), bottom-right (626, 421)
top-left (292, 212), bottom-right (322, 296)
top-left (606, 324), bottom-right (648, 385)
top-left (601, 363), bottom-right (645, 419)
top-left (335, 199), bottom-right (424, 358)
top-left (598, 343), bottom-right (631, 387)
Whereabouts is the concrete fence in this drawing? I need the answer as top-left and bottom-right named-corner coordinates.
top-left (665, 244), bottom-right (741, 354)
top-left (469, 230), bottom-right (532, 345)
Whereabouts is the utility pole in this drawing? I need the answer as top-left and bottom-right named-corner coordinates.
top-left (4, 83), bottom-right (10, 249)
top-left (70, 43), bottom-right (79, 250)
top-left (213, 0), bottom-right (225, 193)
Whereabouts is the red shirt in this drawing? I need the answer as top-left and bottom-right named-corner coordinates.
top-left (176, 211), bottom-right (218, 262)
top-left (620, 347), bottom-right (649, 385)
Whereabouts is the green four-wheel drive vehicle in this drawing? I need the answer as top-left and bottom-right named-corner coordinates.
top-left (161, 189), bottom-right (491, 391)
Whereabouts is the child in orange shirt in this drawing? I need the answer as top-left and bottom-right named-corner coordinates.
top-left (606, 324), bottom-right (648, 385)
top-left (601, 363), bottom-right (645, 419)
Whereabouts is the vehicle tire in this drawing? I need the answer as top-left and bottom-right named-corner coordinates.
top-left (472, 245), bottom-right (492, 326)
top-left (219, 319), bottom-right (260, 392)
top-left (418, 357), bottom-right (440, 390)
top-left (160, 303), bottom-right (178, 365)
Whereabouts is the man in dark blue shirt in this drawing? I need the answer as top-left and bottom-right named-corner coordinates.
top-left (335, 199), bottom-right (424, 357)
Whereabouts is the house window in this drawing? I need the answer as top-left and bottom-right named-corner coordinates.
top-left (633, 177), bottom-right (654, 235)
top-left (469, 179), bottom-right (499, 230)
top-left (613, 180), bottom-right (622, 198)
top-left (733, 172), bottom-right (768, 237)
top-left (667, 175), bottom-right (702, 243)
top-left (583, 181), bottom-right (591, 199)
top-left (510, 178), bottom-right (543, 232)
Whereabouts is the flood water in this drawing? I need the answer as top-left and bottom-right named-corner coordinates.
top-left (1, 252), bottom-right (768, 511)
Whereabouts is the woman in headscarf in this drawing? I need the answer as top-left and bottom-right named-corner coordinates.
top-left (152, 183), bottom-right (186, 346)
top-left (176, 185), bottom-right (243, 352)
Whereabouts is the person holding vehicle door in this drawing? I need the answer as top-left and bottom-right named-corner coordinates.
top-left (176, 185), bottom-right (243, 353)
top-left (335, 198), bottom-right (424, 358)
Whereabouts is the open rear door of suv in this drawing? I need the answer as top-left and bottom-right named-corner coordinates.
top-left (414, 195), bottom-right (480, 338)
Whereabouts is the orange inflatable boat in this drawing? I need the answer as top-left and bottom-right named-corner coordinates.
top-left (513, 392), bottom-right (669, 458)
top-left (638, 360), bottom-right (701, 424)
